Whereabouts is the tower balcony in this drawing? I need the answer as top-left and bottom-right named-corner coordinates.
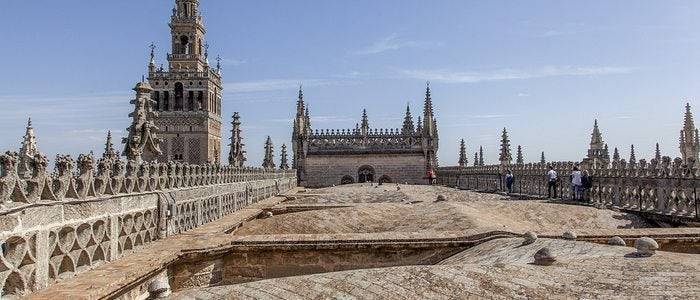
top-left (168, 53), bottom-right (204, 61)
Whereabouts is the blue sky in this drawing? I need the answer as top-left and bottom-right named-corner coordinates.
top-left (1, 0), bottom-right (699, 166)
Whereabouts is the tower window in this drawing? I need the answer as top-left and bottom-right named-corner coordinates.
top-left (180, 36), bottom-right (190, 54)
top-left (174, 82), bottom-right (184, 111)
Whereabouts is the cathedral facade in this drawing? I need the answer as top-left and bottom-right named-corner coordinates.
top-left (147, 0), bottom-right (223, 164)
top-left (292, 85), bottom-right (439, 187)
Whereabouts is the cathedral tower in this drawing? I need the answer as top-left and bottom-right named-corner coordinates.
top-left (147, 0), bottom-right (223, 164)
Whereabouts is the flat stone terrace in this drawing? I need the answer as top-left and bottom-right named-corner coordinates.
top-left (178, 238), bottom-right (700, 299)
top-left (26, 185), bottom-right (700, 299)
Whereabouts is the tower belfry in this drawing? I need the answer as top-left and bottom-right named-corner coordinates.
top-left (147, 0), bottom-right (223, 164)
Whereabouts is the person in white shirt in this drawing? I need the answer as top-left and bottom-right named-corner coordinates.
top-left (547, 166), bottom-right (558, 198)
top-left (570, 166), bottom-right (583, 200)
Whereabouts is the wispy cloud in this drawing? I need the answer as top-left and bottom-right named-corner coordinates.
top-left (517, 92), bottom-right (530, 97)
top-left (398, 66), bottom-right (634, 83)
top-left (351, 34), bottom-right (441, 55)
top-left (224, 79), bottom-right (349, 93)
top-left (219, 58), bottom-right (247, 66)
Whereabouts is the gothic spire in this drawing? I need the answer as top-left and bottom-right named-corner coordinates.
top-left (680, 102), bottom-right (700, 163)
top-left (458, 139), bottom-right (467, 167)
top-left (122, 81), bottom-right (162, 163)
top-left (228, 112), bottom-right (246, 167)
top-left (474, 152), bottom-right (479, 167)
top-left (479, 146), bottom-right (484, 166)
top-left (590, 119), bottom-right (604, 149)
top-left (280, 144), bottom-right (290, 170)
top-left (540, 151), bottom-right (546, 164)
top-left (655, 143), bottom-right (661, 161)
top-left (422, 82), bottom-right (437, 137)
top-left (402, 104), bottom-right (415, 134)
top-left (612, 147), bottom-right (620, 163)
top-left (148, 43), bottom-right (157, 73)
top-left (516, 145), bottom-right (524, 164)
top-left (499, 128), bottom-right (512, 165)
top-left (629, 144), bottom-right (636, 166)
top-left (416, 116), bottom-right (423, 132)
top-left (18, 117), bottom-right (40, 178)
top-left (262, 136), bottom-right (275, 170)
top-left (361, 109), bottom-right (369, 134)
top-left (102, 130), bottom-right (120, 161)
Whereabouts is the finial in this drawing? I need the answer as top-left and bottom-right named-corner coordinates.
top-left (216, 55), bottom-right (222, 70)
top-left (204, 42), bottom-right (209, 59)
top-left (27, 117), bottom-right (32, 127)
top-left (142, 75), bottom-right (145, 82)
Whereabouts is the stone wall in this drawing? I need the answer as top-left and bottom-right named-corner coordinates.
top-left (436, 159), bottom-right (700, 221)
top-left (0, 152), bottom-right (296, 297)
top-left (304, 153), bottom-right (427, 187)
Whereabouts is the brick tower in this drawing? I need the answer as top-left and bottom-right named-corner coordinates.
top-left (147, 0), bottom-right (223, 164)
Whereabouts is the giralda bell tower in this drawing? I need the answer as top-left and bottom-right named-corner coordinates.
top-left (147, 0), bottom-right (223, 164)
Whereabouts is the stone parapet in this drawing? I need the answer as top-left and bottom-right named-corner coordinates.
top-left (436, 159), bottom-right (700, 220)
top-left (0, 152), bottom-right (296, 297)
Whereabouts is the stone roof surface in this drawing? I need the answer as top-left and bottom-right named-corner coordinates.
top-left (174, 238), bottom-right (700, 299)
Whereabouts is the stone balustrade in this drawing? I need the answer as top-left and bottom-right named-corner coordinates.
top-left (436, 158), bottom-right (700, 220)
top-left (0, 151), bottom-right (296, 297)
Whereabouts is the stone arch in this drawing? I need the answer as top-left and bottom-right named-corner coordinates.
top-left (174, 82), bottom-right (184, 111)
top-left (378, 175), bottom-right (392, 184)
top-left (340, 175), bottom-right (355, 185)
top-left (357, 165), bottom-right (375, 183)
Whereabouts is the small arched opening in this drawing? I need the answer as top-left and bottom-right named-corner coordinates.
top-left (340, 175), bottom-right (355, 185)
top-left (174, 82), bottom-right (184, 111)
top-left (378, 175), bottom-right (392, 184)
top-left (357, 165), bottom-right (375, 183)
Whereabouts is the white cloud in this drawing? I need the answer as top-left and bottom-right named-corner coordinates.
top-left (351, 34), bottom-right (441, 55)
top-left (517, 92), bottom-right (530, 97)
top-left (398, 66), bottom-right (634, 83)
top-left (219, 58), bottom-right (247, 66)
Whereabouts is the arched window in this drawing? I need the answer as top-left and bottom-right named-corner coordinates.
top-left (188, 91), bottom-right (195, 111)
top-left (163, 91), bottom-right (170, 111)
top-left (180, 36), bottom-right (190, 54)
top-left (153, 91), bottom-right (160, 111)
top-left (358, 165), bottom-right (375, 183)
top-left (174, 82), bottom-right (184, 111)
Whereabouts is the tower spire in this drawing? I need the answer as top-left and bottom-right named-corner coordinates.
top-left (458, 139), bottom-right (467, 167)
top-left (361, 109), bottom-right (369, 135)
top-left (280, 144), bottom-right (290, 170)
top-left (479, 146), bottom-right (484, 166)
top-left (629, 144), bottom-right (636, 166)
top-left (540, 151), bottom-right (546, 164)
top-left (516, 145), bottom-right (524, 164)
top-left (474, 152), bottom-right (479, 166)
top-left (680, 102), bottom-right (700, 163)
top-left (102, 130), bottom-right (120, 161)
top-left (122, 81), bottom-right (162, 163)
top-left (402, 104), bottom-right (415, 134)
top-left (262, 136), bottom-right (276, 170)
top-left (18, 117), bottom-right (40, 178)
top-left (499, 128), bottom-right (512, 165)
top-left (228, 112), bottom-right (246, 167)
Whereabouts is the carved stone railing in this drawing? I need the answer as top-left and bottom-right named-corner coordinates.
top-left (308, 130), bottom-right (424, 154)
top-left (0, 151), bottom-right (296, 297)
top-left (436, 158), bottom-right (699, 220)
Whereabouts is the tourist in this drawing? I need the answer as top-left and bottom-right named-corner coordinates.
top-left (426, 169), bottom-right (437, 185)
top-left (570, 166), bottom-right (583, 201)
top-left (505, 170), bottom-right (514, 194)
top-left (582, 170), bottom-right (592, 202)
top-left (547, 166), bottom-right (557, 198)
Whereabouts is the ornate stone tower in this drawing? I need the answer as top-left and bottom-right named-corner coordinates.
top-left (679, 103), bottom-right (700, 164)
top-left (147, 0), bottom-right (223, 164)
